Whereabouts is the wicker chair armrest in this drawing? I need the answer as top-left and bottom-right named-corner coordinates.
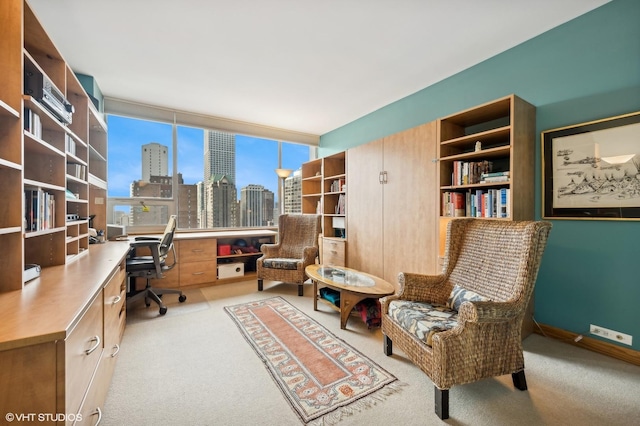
top-left (260, 243), bottom-right (281, 258)
top-left (302, 246), bottom-right (318, 264)
top-left (397, 272), bottom-right (450, 304)
top-left (457, 300), bottom-right (521, 323)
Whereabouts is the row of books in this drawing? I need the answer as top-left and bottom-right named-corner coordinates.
top-left (442, 188), bottom-right (510, 218)
top-left (25, 188), bottom-right (56, 232)
top-left (451, 160), bottom-right (493, 186)
top-left (329, 178), bottom-right (346, 193)
top-left (67, 162), bottom-right (87, 180)
top-left (24, 108), bottom-right (42, 139)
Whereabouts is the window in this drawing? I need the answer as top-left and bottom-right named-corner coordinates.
top-left (106, 113), bottom-right (313, 231)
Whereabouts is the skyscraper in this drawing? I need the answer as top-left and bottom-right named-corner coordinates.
top-left (284, 169), bottom-right (302, 214)
top-left (240, 184), bottom-right (265, 227)
top-left (141, 142), bottom-right (168, 181)
top-left (203, 174), bottom-right (237, 228)
top-left (204, 130), bottom-right (235, 184)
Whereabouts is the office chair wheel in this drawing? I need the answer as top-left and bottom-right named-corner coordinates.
top-left (159, 306), bottom-right (167, 315)
top-left (179, 295), bottom-right (187, 303)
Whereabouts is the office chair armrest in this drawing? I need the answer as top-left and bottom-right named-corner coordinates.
top-left (134, 236), bottom-right (161, 241)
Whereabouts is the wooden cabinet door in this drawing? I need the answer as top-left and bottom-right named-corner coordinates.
top-left (346, 138), bottom-right (384, 278)
top-left (382, 121), bottom-right (438, 285)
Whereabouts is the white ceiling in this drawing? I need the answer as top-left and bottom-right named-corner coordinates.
top-left (28, 0), bottom-right (609, 137)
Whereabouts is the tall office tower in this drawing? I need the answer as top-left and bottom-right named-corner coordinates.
top-left (142, 142), bottom-right (169, 181)
top-left (203, 175), bottom-right (237, 228)
top-left (284, 169), bottom-right (302, 214)
top-left (262, 189), bottom-right (275, 226)
top-left (204, 130), bottom-right (235, 184)
top-left (239, 184), bottom-right (265, 227)
top-left (177, 183), bottom-right (199, 229)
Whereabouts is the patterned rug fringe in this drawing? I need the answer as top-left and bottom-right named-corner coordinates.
top-left (308, 381), bottom-right (408, 426)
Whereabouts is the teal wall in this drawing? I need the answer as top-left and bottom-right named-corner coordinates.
top-left (319, 0), bottom-right (640, 350)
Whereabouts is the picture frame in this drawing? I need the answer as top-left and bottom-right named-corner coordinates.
top-left (541, 111), bottom-right (640, 220)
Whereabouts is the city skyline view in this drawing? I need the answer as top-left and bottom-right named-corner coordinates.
top-left (106, 115), bottom-right (310, 200)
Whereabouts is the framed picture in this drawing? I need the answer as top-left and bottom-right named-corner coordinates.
top-left (541, 111), bottom-right (640, 220)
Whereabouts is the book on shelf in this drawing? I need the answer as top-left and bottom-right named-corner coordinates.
top-left (24, 108), bottom-right (42, 139)
top-left (330, 178), bottom-right (346, 193)
top-left (442, 191), bottom-right (466, 217)
top-left (452, 160), bottom-right (493, 186)
top-left (67, 163), bottom-right (87, 180)
top-left (480, 170), bottom-right (510, 183)
top-left (335, 194), bottom-right (346, 214)
top-left (444, 188), bottom-right (510, 218)
top-left (25, 188), bottom-right (55, 231)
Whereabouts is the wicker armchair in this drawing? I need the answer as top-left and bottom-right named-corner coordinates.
top-left (257, 214), bottom-right (321, 296)
top-left (381, 219), bottom-right (552, 419)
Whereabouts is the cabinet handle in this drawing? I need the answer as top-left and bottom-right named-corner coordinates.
top-left (383, 171), bottom-right (388, 183)
top-left (112, 295), bottom-right (122, 305)
top-left (379, 171), bottom-right (384, 184)
top-left (193, 271), bottom-right (205, 275)
top-left (85, 335), bottom-right (101, 355)
top-left (92, 407), bottom-right (102, 426)
top-left (110, 344), bottom-right (120, 358)
top-left (192, 249), bottom-right (204, 252)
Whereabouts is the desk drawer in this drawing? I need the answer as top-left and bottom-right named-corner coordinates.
top-left (179, 261), bottom-right (218, 285)
top-left (322, 238), bottom-right (346, 266)
top-left (65, 293), bottom-right (103, 414)
top-left (179, 238), bottom-right (217, 263)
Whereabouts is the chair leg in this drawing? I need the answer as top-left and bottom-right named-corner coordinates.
top-left (383, 334), bottom-right (393, 356)
top-left (258, 279), bottom-right (263, 291)
top-left (512, 370), bottom-right (528, 390)
top-left (435, 387), bottom-right (449, 420)
top-left (298, 284), bottom-right (304, 296)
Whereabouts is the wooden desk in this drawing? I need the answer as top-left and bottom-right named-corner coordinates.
top-left (0, 241), bottom-right (130, 424)
top-left (306, 265), bottom-right (394, 329)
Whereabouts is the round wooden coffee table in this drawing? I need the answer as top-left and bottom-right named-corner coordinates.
top-left (306, 264), bottom-right (395, 329)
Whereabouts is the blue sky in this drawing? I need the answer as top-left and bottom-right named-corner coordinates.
top-left (106, 115), bottom-right (309, 198)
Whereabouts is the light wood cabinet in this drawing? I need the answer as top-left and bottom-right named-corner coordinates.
top-left (0, 241), bottom-right (130, 425)
top-left (139, 230), bottom-right (277, 289)
top-left (347, 121), bottom-right (439, 285)
top-left (179, 238), bottom-right (218, 286)
top-left (0, 0), bottom-right (108, 293)
top-left (322, 238), bottom-right (346, 266)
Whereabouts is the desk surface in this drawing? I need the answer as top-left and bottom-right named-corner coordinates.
top-left (0, 241), bottom-right (131, 351)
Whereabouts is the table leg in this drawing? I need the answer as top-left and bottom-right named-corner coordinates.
top-left (313, 279), bottom-right (318, 311)
top-left (339, 291), bottom-right (369, 330)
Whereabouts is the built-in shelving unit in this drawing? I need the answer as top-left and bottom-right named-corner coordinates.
top-left (301, 151), bottom-right (347, 238)
top-left (437, 94), bottom-right (535, 222)
top-left (0, 0), bottom-right (107, 292)
top-left (301, 151), bottom-right (347, 265)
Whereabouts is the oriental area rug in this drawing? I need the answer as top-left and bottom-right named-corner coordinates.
top-left (224, 296), bottom-right (403, 425)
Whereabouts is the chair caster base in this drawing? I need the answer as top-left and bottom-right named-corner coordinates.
top-left (179, 294), bottom-right (187, 303)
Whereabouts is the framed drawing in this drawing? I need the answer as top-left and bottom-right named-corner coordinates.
top-left (541, 111), bottom-right (640, 220)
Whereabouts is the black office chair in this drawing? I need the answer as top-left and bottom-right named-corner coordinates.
top-left (126, 215), bottom-right (186, 315)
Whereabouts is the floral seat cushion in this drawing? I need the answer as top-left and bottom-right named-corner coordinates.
top-left (262, 258), bottom-right (299, 270)
top-left (388, 300), bottom-right (458, 347)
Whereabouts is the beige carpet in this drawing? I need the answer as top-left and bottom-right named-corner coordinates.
top-left (103, 280), bottom-right (640, 425)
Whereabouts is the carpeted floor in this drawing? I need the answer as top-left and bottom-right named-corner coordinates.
top-left (102, 280), bottom-right (640, 426)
